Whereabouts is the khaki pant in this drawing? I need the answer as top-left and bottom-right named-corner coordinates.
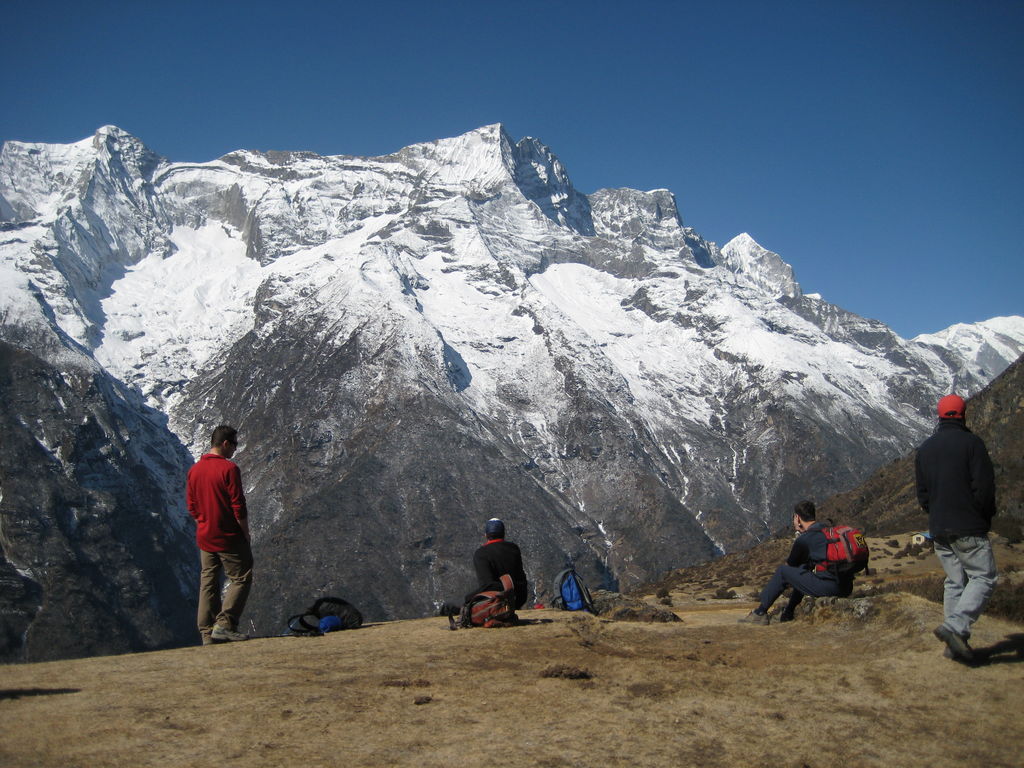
top-left (198, 542), bottom-right (253, 637)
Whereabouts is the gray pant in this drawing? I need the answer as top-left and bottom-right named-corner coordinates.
top-left (933, 534), bottom-right (997, 638)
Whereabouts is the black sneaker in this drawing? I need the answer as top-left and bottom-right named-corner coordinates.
top-left (933, 625), bottom-right (973, 661)
top-left (778, 611), bottom-right (795, 623)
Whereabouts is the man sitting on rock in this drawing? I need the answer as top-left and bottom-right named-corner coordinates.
top-left (739, 500), bottom-right (845, 625)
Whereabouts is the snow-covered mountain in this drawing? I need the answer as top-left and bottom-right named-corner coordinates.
top-left (2, 124), bottom-right (1022, 658)
top-left (913, 317), bottom-right (1024, 386)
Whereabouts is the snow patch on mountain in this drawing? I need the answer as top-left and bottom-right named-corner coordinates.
top-left (94, 223), bottom-right (259, 405)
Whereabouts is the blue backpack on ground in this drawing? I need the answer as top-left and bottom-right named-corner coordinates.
top-left (551, 568), bottom-right (595, 612)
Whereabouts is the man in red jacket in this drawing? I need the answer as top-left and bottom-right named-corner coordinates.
top-left (186, 425), bottom-right (253, 644)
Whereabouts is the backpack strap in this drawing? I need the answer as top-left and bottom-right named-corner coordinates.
top-left (575, 572), bottom-right (596, 613)
top-left (552, 568), bottom-right (572, 601)
top-left (287, 612), bottom-right (323, 635)
top-left (310, 596), bottom-right (348, 617)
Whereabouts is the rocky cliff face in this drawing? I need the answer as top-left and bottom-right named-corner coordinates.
top-left (0, 340), bottom-right (195, 661)
top-left (2, 124), bottom-right (1023, 657)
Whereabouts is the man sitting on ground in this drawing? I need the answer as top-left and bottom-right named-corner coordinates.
top-left (739, 500), bottom-right (846, 624)
top-left (469, 517), bottom-right (529, 609)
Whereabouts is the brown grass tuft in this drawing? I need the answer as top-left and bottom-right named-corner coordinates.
top-left (540, 664), bottom-right (593, 680)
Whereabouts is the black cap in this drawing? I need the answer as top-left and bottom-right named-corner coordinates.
top-left (485, 518), bottom-right (505, 538)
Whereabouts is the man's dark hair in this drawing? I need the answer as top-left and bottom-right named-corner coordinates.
top-left (794, 500), bottom-right (816, 522)
top-left (210, 425), bottom-right (238, 447)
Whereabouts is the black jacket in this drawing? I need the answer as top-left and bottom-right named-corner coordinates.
top-left (915, 420), bottom-right (996, 537)
top-left (786, 522), bottom-right (836, 581)
top-left (472, 539), bottom-right (528, 609)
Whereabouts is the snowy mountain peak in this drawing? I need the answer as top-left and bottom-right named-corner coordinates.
top-left (510, 134), bottom-right (592, 234)
top-left (913, 315), bottom-right (1024, 383)
top-left (92, 124), bottom-right (136, 143)
top-left (720, 232), bottom-right (801, 299)
top-left (89, 125), bottom-right (164, 179)
top-left (391, 122), bottom-right (515, 196)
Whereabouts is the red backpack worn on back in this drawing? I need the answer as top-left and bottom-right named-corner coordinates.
top-left (815, 525), bottom-right (870, 578)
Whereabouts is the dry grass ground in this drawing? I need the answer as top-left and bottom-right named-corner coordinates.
top-left (2, 532), bottom-right (1023, 768)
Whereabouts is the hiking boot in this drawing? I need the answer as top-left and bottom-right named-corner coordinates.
top-left (201, 633), bottom-right (215, 646)
top-left (933, 625), bottom-right (973, 661)
top-left (738, 610), bottom-right (770, 625)
top-left (211, 625), bottom-right (250, 643)
top-left (778, 611), bottom-right (795, 623)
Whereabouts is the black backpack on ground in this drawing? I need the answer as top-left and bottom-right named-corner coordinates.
top-left (287, 596), bottom-right (363, 636)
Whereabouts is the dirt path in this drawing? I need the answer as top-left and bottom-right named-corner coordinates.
top-left (2, 588), bottom-right (1022, 768)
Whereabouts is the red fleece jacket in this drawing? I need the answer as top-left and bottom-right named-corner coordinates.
top-left (186, 453), bottom-right (248, 552)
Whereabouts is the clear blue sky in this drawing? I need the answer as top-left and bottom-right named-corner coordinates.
top-left (3, 0), bottom-right (1021, 338)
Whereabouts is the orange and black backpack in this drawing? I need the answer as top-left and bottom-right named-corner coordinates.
top-left (450, 574), bottom-right (518, 629)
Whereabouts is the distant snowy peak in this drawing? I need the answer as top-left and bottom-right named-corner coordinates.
top-left (0, 126), bottom-right (163, 222)
top-left (913, 316), bottom-right (1024, 382)
top-left (720, 233), bottom-right (801, 299)
top-left (89, 125), bottom-right (164, 178)
top-left (0, 135), bottom-right (94, 220)
top-left (393, 122), bottom-right (513, 195)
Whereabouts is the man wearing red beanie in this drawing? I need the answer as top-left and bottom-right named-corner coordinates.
top-left (915, 394), bottom-right (997, 662)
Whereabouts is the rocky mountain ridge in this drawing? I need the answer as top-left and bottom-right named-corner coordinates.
top-left (2, 123), bottom-right (1022, 659)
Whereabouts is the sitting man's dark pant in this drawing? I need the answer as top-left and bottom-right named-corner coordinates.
top-left (757, 565), bottom-right (843, 615)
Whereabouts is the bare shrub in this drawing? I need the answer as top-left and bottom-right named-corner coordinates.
top-left (992, 516), bottom-right (1023, 544)
top-left (988, 581), bottom-right (1024, 624)
top-left (541, 665), bottom-right (592, 680)
top-left (874, 577), bottom-right (1024, 624)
